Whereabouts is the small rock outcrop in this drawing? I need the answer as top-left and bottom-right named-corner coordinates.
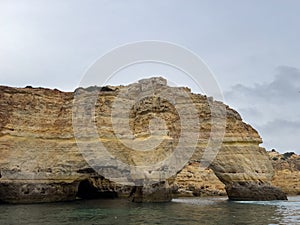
top-left (0, 77), bottom-right (287, 203)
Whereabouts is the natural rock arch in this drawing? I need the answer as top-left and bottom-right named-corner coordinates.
top-left (0, 78), bottom-right (286, 203)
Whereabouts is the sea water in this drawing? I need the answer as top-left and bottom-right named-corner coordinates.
top-left (0, 196), bottom-right (299, 225)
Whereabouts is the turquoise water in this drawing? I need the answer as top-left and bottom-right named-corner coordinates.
top-left (0, 196), bottom-right (299, 225)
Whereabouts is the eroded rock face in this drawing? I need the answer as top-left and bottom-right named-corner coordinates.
top-left (0, 180), bottom-right (79, 203)
top-left (128, 181), bottom-right (172, 203)
top-left (0, 77), bottom-right (287, 203)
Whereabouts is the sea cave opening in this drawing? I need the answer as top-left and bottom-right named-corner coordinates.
top-left (76, 179), bottom-right (118, 199)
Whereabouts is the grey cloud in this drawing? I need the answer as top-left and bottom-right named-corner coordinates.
top-left (256, 119), bottom-right (300, 154)
top-left (226, 66), bottom-right (300, 102)
top-left (224, 66), bottom-right (300, 153)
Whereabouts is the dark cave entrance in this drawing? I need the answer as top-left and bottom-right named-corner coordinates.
top-left (76, 179), bottom-right (118, 199)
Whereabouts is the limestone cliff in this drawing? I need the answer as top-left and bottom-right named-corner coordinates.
top-left (269, 150), bottom-right (300, 195)
top-left (0, 77), bottom-right (287, 203)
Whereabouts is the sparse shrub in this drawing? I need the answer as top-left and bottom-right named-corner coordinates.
top-left (283, 152), bottom-right (295, 159)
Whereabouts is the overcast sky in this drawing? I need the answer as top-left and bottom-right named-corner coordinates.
top-left (0, 0), bottom-right (299, 154)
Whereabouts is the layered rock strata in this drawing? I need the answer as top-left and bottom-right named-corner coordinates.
top-left (173, 151), bottom-right (300, 197)
top-left (0, 77), bottom-right (287, 203)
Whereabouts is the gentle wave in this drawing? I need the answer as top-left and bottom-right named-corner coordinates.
top-left (0, 196), bottom-right (299, 225)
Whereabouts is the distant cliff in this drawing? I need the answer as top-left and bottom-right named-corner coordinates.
top-left (0, 77), bottom-right (287, 203)
top-left (269, 150), bottom-right (300, 195)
